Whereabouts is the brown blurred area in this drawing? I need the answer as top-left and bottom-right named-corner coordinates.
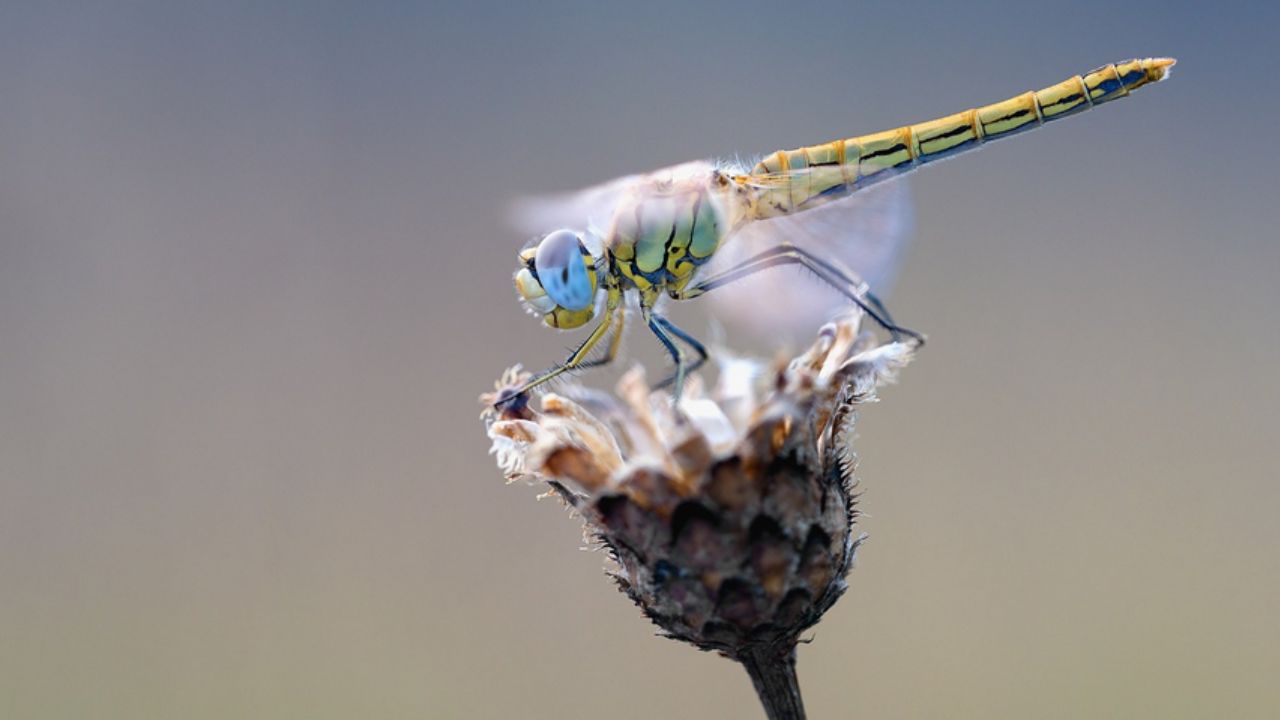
top-left (2, 2), bottom-right (1278, 718)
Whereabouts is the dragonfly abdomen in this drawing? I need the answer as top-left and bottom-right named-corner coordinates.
top-left (749, 58), bottom-right (1174, 218)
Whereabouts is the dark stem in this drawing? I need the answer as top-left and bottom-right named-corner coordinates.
top-left (739, 644), bottom-right (806, 720)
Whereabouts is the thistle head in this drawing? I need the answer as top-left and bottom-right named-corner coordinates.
top-left (481, 310), bottom-right (915, 659)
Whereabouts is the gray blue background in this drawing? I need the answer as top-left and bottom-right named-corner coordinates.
top-left (3, 1), bottom-right (1278, 717)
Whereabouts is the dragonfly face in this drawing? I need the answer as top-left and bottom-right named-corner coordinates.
top-left (513, 229), bottom-right (602, 329)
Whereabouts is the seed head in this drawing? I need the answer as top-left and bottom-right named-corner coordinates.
top-left (481, 311), bottom-right (916, 665)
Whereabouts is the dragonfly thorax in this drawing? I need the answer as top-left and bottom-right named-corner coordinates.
top-left (605, 173), bottom-right (739, 299)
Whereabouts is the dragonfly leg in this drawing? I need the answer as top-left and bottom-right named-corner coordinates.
top-left (650, 314), bottom-right (709, 392)
top-left (574, 306), bottom-right (626, 370)
top-left (642, 308), bottom-right (707, 401)
top-left (863, 288), bottom-right (899, 329)
top-left (514, 304), bottom-right (619, 400)
top-left (675, 243), bottom-right (924, 346)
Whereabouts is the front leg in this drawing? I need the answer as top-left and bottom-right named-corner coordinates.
top-left (513, 302), bottom-right (619, 401)
top-left (574, 306), bottom-right (626, 370)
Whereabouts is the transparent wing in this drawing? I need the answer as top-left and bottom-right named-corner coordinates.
top-left (508, 161), bottom-right (718, 237)
top-left (508, 175), bottom-right (638, 237)
top-left (700, 177), bottom-right (913, 344)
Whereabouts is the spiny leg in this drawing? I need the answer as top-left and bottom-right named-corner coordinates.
top-left (643, 308), bottom-right (693, 401)
top-left (650, 314), bottom-right (709, 391)
top-left (803, 257), bottom-right (923, 344)
top-left (575, 306), bottom-right (626, 370)
top-left (512, 304), bottom-right (618, 401)
top-left (676, 242), bottom-right (924, 345)
top-left (863, 289), bottom-right (899, 330)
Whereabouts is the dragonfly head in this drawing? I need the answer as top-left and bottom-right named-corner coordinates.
top-left (514, 229), bottom-right (601, 329)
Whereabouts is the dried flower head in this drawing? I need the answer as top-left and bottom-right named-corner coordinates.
top-left (480, 310), bottom-right (916, 718)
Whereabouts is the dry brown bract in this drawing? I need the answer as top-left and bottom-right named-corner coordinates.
top-left (481, 311), bottom-right (914, 666)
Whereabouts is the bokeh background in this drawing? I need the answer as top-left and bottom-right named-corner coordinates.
top-left (3, 2), bottom-right (1278, 718)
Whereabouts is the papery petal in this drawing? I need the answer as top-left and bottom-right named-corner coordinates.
top-left (840, 341), bottom-right (916, 399)
top-left (679, 397), bottom-right (739, 456)
top-left (541, 394), bottom-right (624, 474)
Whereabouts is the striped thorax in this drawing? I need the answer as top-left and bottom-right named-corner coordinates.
top-left (505, 57), bottom-right (1174, 402)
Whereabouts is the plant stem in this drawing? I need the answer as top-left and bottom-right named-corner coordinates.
top-left (739, 644), bottom-right (806, 720)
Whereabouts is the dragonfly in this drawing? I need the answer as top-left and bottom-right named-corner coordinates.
top-left (506, 57), bottom-right (1175, 402)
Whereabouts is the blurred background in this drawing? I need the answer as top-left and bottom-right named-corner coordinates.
top-left (3, 2), bottom-right (1278, 718)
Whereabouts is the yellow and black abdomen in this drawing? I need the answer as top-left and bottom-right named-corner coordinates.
top-left (749, 58), bottom-right (1174, 218)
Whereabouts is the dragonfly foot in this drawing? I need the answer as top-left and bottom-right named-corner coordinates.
top-left (491, 385), bottom-right (532, 417)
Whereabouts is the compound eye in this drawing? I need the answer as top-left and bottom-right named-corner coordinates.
top-left (534, 229), bottom-right (595, 311)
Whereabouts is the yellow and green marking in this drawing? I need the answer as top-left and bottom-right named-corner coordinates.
top-left (509, 57), bottom-right (1175, 403)
top-left (748, 58), bottom-right (1174, 218)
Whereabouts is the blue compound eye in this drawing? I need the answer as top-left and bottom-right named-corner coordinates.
top-left (534, 230), bottom-right (595, 311)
